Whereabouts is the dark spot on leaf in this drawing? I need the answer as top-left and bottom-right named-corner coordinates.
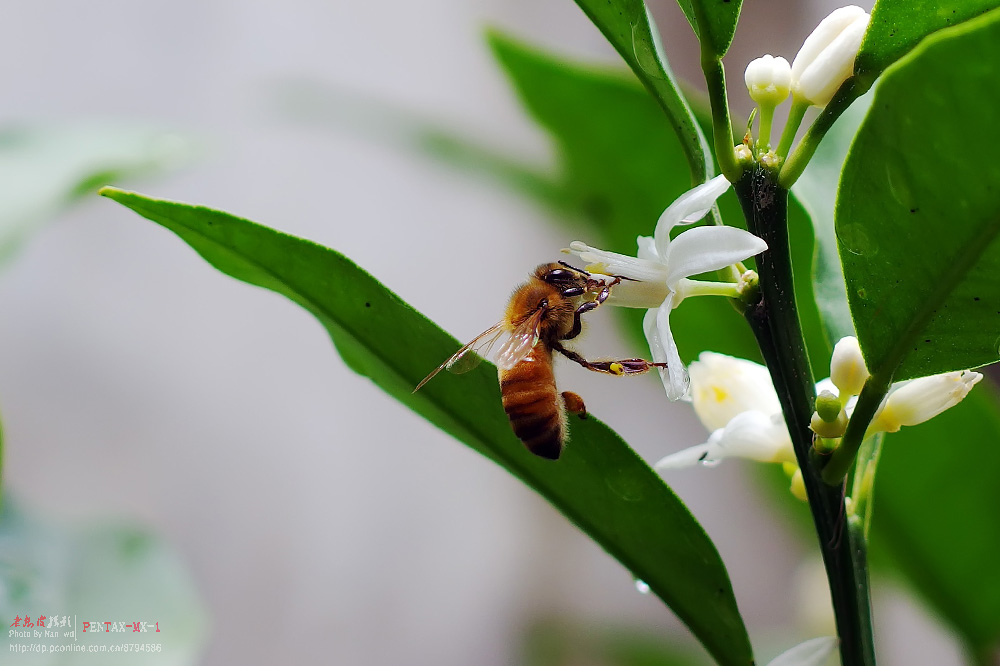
top-left (910, 208), bottom-right (918, 213)
top-left (975, 297), bottom-right (981, 302)
top-left (365, 302), bottom-right (371, 308)
top-left (925, 339), bottom-right (931, 343)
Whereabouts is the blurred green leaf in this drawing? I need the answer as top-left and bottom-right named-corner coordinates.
top-left (522, 617), bottom-right (709, 666)
top-left (560, 3), bottom-right (711, 183)
top-left (0, 124), bottom-right (192, 265)
top-left (872, 385), bottom-right (1000, 654)
top-left (99, 187), bottom-right (754, 666)
top-left (854, 0), bottom-right (1000, 90)
top-left (0, 497), bottom-right (207, 665)
top-left (838, 9), bottom-right (1000, 382)
top-left (671, 0), bottom-right (743, 57)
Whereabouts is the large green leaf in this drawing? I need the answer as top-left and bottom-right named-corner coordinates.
top-left (672, 0), bottom-right (743, 57)
top-left (565, 1), bottom-right (711, 183)
top-left (837, 8), bottom-right (1000, 381)
top-left (873, 385), bottom-right (1000, 654)
top-left (99, 188), bottom-right (753, 666)
top-left (0, 124), bottom-right (192, 266)
top-left (854, 0), bottom-right (1000, 90)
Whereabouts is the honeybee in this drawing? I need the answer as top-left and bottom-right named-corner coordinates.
top-left (414, 262), bottom-right (665, 460)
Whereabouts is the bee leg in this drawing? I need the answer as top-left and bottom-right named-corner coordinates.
top-left (552, 341), bottom-right (667, 376)
top-left (561, 391), bottom-right (587, 419)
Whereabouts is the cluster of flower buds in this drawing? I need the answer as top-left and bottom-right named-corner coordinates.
top-left (811, 336), bottom-right (983, 443)
top-left (742, 6), bottom-right (870, 158)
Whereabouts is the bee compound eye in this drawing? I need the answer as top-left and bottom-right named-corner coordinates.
top-left (543, 269), bottom-right (574, 284)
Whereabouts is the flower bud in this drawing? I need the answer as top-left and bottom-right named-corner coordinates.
top-left (873, 370), bottom-right (983, 433)
top-left (745, 54), bottom-right (792, 106)
top-left (814, 389), bottom-right (843, 423)
top-left (791, 6), bottom-right (870, 107)
top-left (830, 335), bottom-right (869, 397)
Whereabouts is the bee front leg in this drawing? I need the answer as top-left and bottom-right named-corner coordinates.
top-left (563, 276), bottom-right (627, 341)
top-left (552, 341), bottom-right (666, 376)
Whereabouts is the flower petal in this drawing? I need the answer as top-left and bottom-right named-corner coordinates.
top-left (689, 352), bottom-right (782, 430)
top-left (765, 636), bottom-right (838, 666)
top-left (653, 175), bottom-right (731, 258)
top-left (567, 241), bottom-right (668, 282)
top-left (643, 297), bottom-right (688, 400)
top-left (662, 226), bottom-right (767, 287)
top-left (636, 235), bottom-right (658, 261)
top-left (654, 442), bottom-right (713, 470)
top-left (604, 279), bottom-right (670, 309)
top-left (707, 410), bottom-right (795, 464)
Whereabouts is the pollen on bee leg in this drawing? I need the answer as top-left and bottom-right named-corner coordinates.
top-left (609, 362), bottom-right (625, 375)
top-left (562, 391), bottom-right (587, 419)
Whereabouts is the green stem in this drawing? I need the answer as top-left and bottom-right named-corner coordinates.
top-left (757, 103), bottom-right (775, 152)
top-left (734, 167), bottom-right (875, 666)
top-left (775, 98), bottom-right (809, 159)
top-left (700, 51), bottom-right (741, 182)
top-left (849, 433), bottom-right (884, 539)
top-left (779, 81), bottom-right (863, 187)
top-left (822, 376), bottom-right (891, 485)
top-left (675, 278), bottom-right (742, 299)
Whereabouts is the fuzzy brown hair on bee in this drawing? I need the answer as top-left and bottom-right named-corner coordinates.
top-left (415, 262), bottom-right (666, 460)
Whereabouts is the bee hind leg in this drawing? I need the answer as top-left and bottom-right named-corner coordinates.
top-left (561, 391), bottom-right (587, 419)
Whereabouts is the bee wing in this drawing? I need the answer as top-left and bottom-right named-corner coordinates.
top-left (493, 308), bottom-right (545, 371)
top-left (413, 322), bottom-right (506, 392)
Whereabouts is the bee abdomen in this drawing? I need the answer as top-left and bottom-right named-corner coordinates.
top-left (500, 360), bottom-right (565, 460)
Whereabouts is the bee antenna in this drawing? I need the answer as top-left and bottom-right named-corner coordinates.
top-left (558, 260), bottom-right (590, 276)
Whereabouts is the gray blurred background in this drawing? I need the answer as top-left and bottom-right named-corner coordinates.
top-left (0, 0), bottom-right (965, 664)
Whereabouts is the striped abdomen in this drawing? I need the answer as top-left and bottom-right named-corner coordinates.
top-left (499, 347), bottom-right (566, 460)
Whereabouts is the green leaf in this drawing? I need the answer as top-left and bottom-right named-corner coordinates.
top-left (562, 2), bottom-right (711, 182)
top-left (872, 385), bottom-right (1000, 654)
top-left (99, 188), bottom-right (754, 666)
top-left (0, 124), bottom-right (192, 266)
top-left (672, 0), bottom-right (743, 57)
top-left (837, 8), bottom-right (1000, 381)
top-left (854, 0), bottom-right (1000, 89)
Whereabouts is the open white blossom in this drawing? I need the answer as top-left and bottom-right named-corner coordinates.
top-left (568, 175), bottom-right (766, 399)
top-left (656, 352), bottom-right (792, 470)
top-left (791, 5), bottom-right (871, 107)
top-left (656, 339), bottom-right (984, 473)
top-left (766, 637), bottom-right (839, 666)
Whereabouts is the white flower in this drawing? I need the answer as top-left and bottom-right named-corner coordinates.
top-left (829, 335), bottom-right (869, 398)
top-left (568, 175), bottom-right (767, 399)
top-left (791, 6), bottom-right (870, 107)
top-left (745, 54), bottom-right (792, 106)
top-left (871, 370), bottom-right (983, 433)
top-left (655, 352), bottom-right (793, 470)
top-left (766, 637), bottom-right (839, 666)
top-left (656, 340), bottom-right (984, 473)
